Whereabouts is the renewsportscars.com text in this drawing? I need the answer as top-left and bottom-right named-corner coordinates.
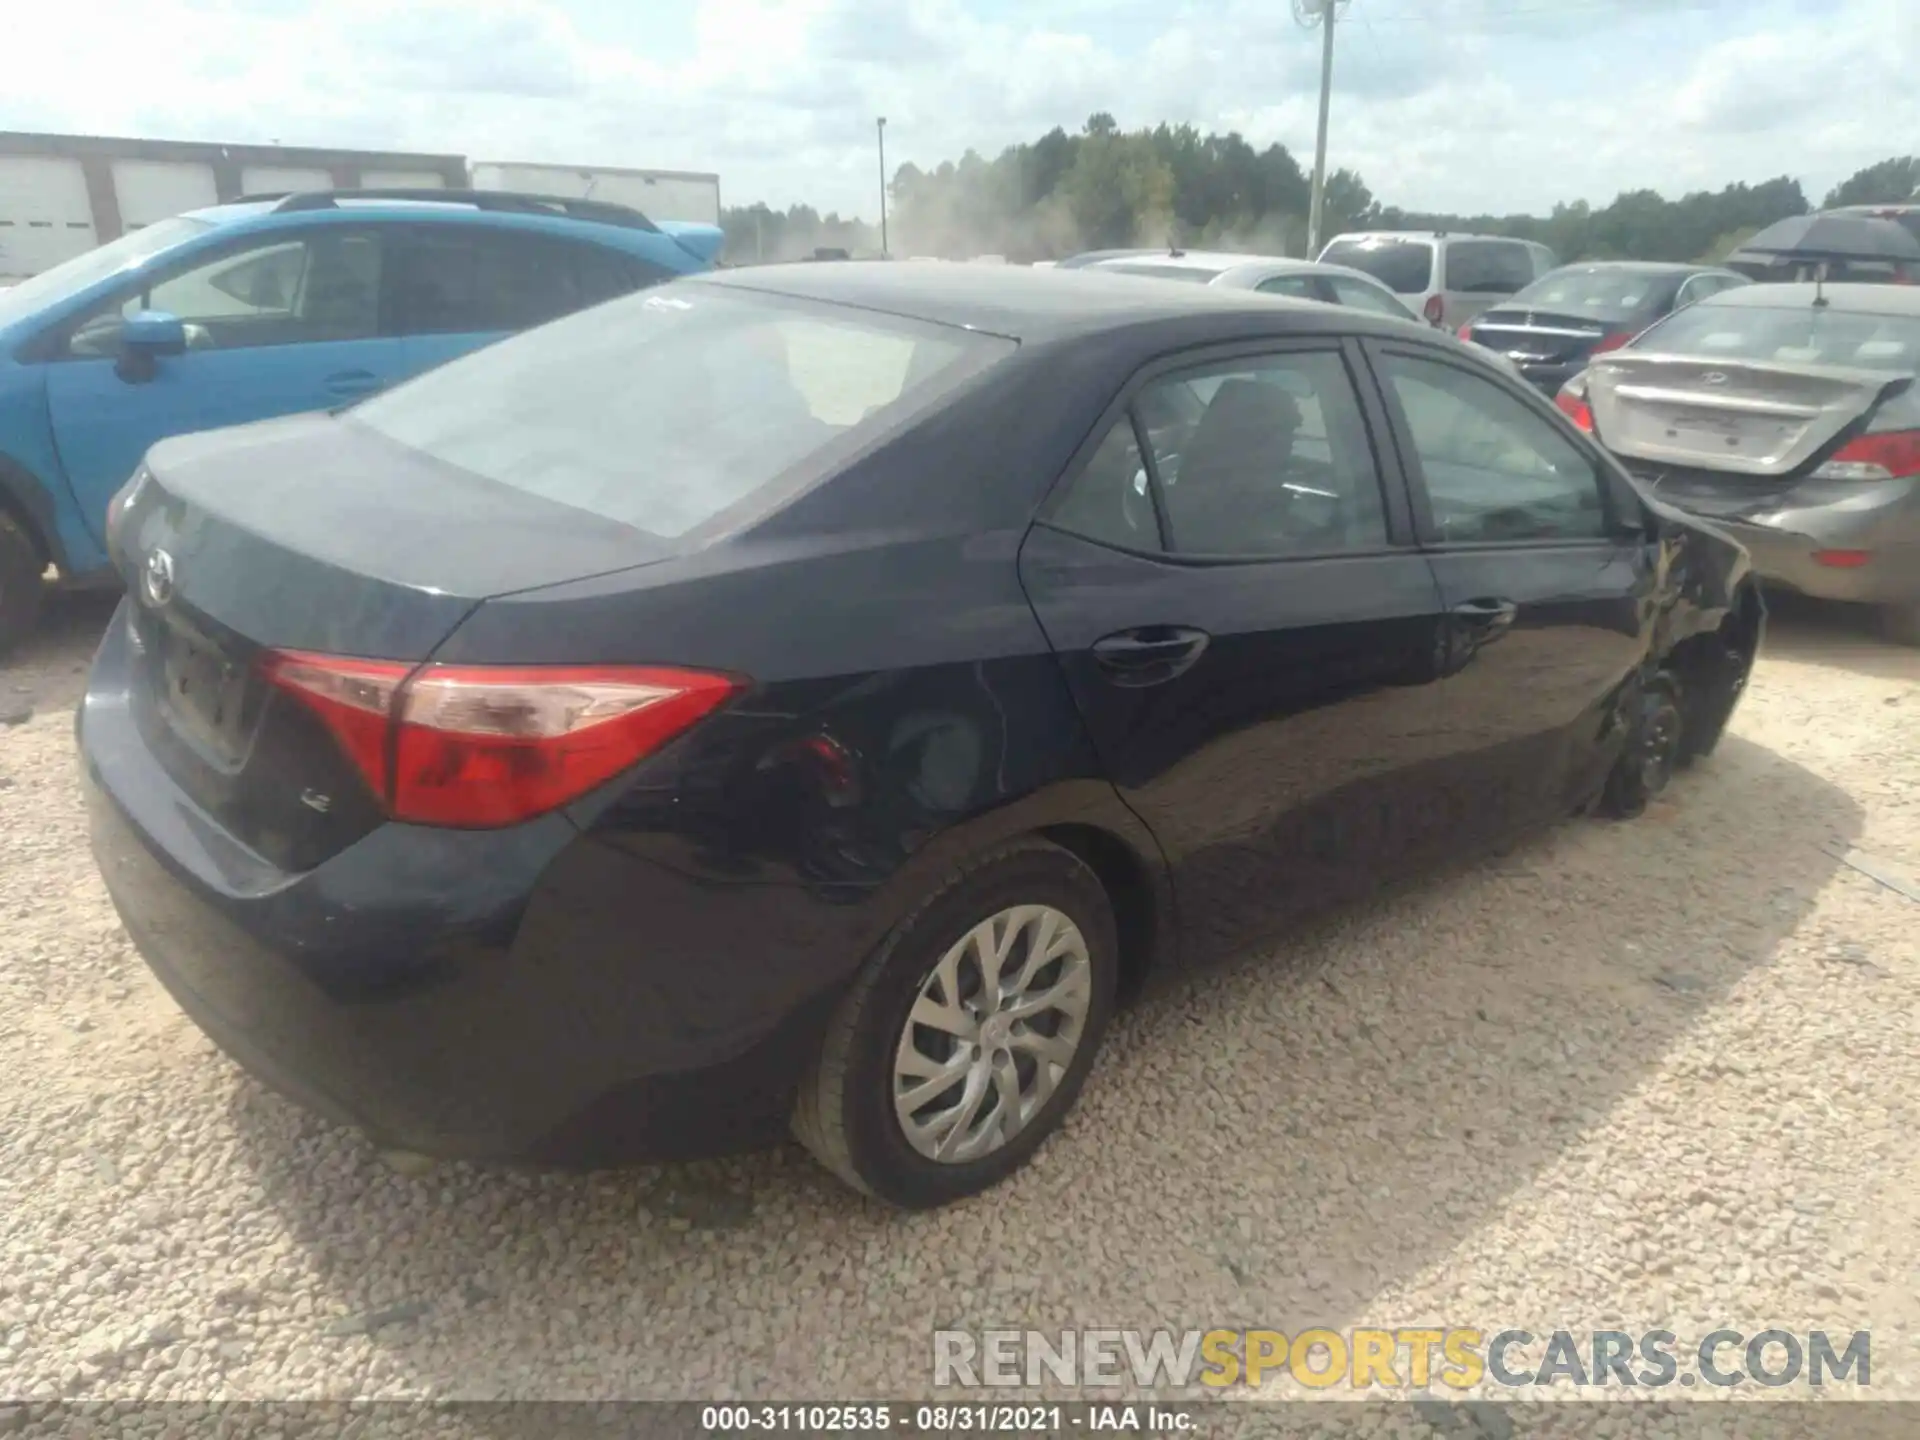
top-left (932, 1328), bottom-right (1872, 1391)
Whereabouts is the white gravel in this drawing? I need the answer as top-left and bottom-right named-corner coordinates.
top-left (2, 589), bottom-right (1917, 1423)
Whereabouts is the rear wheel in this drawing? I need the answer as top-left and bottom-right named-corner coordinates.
top-left (1600, 672), bottom-right (1685, 819)
top-left (793, 840), bottom-right (1117, 1209)
top-left (0, 512), bottom-right (46, 657)
top-left (1880, 601), bottom-right (1920, 648)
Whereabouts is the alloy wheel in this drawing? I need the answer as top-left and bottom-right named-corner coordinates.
top-left (892, 904), bottom-right (1092, 1164)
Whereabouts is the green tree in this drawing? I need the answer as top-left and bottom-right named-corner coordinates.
top-left (1824, 157), bottom-right (1920, 208)
top-left (752, 123), bottom-right (1906, 269)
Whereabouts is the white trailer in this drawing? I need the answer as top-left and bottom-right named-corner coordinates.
top-left (470, 161), bottom-right (722, 227)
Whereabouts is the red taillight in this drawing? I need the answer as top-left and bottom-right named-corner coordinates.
top-left (1424, 295), bottom-right (1445, 326)
top-left (265, 652), bottom-right (741, 828)
top-left (1455, 323), bottom-right (1473, 341)
top-left (1590, 329), bottom-right (1634, 354)
top-left (1814, 429), bottom-right (1920, 482)
top-left (1555, 390), bottom-right (1594, 432)
top-left (1813, 550), bottom-right (1872, 569)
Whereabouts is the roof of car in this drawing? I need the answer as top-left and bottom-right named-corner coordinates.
top-left (1699, 282), bottom-right (1920, 316)
top-left (178, 193), bottom-right (688, 252)
top-left (1326, 231), bottom-right (1527, 246)
top-left (1543, 260), bottom-right (1727, 276)
top-left (692, 259), bottom-right (1414, 342)
top-left (1089, 250), bottom-right (1297, 272)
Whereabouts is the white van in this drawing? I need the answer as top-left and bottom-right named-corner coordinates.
top-left (1316, 231), bottom-right (1555, 331)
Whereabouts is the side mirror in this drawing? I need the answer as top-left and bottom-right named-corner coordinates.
top-left (116, 310), bottom-right (186, 384)
top-left (122, 310), bottom-right (187, 356)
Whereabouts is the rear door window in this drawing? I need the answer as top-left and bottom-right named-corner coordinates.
top-left (1255, 275), bottom-right (1323, 301)
top-left (1318, 238), bottom-right (1434, 296)
top-left (1049, 350), bottom-right (1391, 557)
top-left (394, 228), bottom-right (665, 335)
top-left (1444, 241), bottom-right (1535, 296)
top-left (1326, 275), bottom-right (1414, 319)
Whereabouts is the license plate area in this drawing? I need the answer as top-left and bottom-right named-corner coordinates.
top-left (1639, 407), bottom-right (1798, 463)
top-left (155, 623), bottom-right (259, 767)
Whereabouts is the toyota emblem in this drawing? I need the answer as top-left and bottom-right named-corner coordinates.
top-left (141, 548), bottom-right (176, 608)
top-left (1703, 371), bottom-right (1729, 386)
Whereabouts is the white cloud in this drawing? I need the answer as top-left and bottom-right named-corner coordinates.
top-left (2, 0), bottom-right (1914, 220)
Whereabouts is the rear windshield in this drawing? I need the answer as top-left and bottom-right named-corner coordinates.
top-left (1318, 238), bottom-right (1434, 295)
top-left (1097, 262), bottom-right (1224, 284)
top-left (350, 285), bottom-right (1015, 538)
top-left (1635, 302), bottom-right (1920, 372)
top-left (1505, 268), bottom-right (1676, 321)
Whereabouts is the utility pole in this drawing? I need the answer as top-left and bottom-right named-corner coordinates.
top-left (876, 117), bottom-right (890, 258)
top-left (1299, 0), bottom-right (1347, 259)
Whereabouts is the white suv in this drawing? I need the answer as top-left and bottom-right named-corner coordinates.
top-left (1316, 231), bottom-right (1555, 331)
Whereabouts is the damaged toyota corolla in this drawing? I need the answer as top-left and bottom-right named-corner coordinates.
top-left (80, 262), bottom-right (1762, 1209)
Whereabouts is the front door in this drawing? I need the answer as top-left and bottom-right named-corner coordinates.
top-left (44, 228), bottom-right (402, 545)
top-left (1020, 340), bottom-right (1454, 970)
top-left (1366, 343), bottom-right (1657, 841)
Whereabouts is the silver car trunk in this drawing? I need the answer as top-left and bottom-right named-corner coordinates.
top-left (1586, 353), bottom-right (1912, 478)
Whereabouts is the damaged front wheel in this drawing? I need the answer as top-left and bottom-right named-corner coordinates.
top-left (1601, 672), bottom-right (1684, 820)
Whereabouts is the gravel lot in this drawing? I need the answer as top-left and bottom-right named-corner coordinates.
top-left (1, 589), bottom-right (1917, 1424)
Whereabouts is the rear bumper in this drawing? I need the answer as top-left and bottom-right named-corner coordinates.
top-left (1694, 481), bottom-right (1920, 606)
top-left (79, 615), bottom-right (856, 1166)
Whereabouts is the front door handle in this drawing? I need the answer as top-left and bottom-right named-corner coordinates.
top-left (323, 368), bottom-right (383, 398)
top-left (1091, 626), bottom-right (1211, 687)
top-left (1451, 597), bottom-right (1519, 631)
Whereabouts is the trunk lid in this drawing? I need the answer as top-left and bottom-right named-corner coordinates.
top-left (1585, 353), bottom-right (1913, 478)
top-left (110, 411), bottom-right (671, 870)
top-left (1471, 307), bottom-right (1616, 364)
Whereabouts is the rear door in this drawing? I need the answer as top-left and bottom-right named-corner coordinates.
top-left (392, 225), bottom-right (667, 374)
top-left (1366, 342), bottom-right (1656, 836)
top-left (1020, 339), bottom-right (1455, 970)
top-left (42, 227), bottom-right (401, 541)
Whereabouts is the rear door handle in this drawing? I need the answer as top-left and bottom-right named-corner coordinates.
top-left (1090, 626), bottom-right (1211, 687)
top-left (323, 368), bottom-right (383, 398)
top-left (1451, 597), bottom-right (1519, 630)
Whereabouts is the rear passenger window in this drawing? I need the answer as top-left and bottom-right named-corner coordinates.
top-left (1256, 276), bottom-right (1320, 301)
top-left (1045, 419), bottom-right (1158, 551)
top-left (396, 230), bottom-right (661, 335)
top-left (1146, 352), bottom-right (1387, 556)
top-left (1445, 241), bottom-right (1534, 295)
top-left (1327, 276), bottom-right (1410, 319)
top-left (1379, 351), bottom-right (1608, 543)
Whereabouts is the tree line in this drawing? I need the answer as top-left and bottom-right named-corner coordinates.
top-left (719, 118), bottom-right (1918, 267)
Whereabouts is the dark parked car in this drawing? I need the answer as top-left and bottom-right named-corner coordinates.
top-left (81, 264), bottom-right (1762, 1209)
top-left (1555, 282), bottom-right (1920, 644)
top-left (1463, 262), bottom-right (1749, 394)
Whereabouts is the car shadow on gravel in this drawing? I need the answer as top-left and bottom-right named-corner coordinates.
top-left (218, 731), bottom-right (1862, 1398)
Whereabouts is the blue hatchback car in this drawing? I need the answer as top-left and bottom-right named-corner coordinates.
top-left (0, 189), bottom-right (722, 649)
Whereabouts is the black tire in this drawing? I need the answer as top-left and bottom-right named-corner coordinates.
top-left (1600, 672), bottom-right (1684, 820)
top-left (792, 838), bottom-right (1118, 1209)
top-left (1881, 601), bottom-right (1920, 648)
top-left (0, 511), bottom-right (47, 658)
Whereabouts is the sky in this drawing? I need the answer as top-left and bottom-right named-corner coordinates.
top-left (4, 0), bottom-right (1916, 221)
